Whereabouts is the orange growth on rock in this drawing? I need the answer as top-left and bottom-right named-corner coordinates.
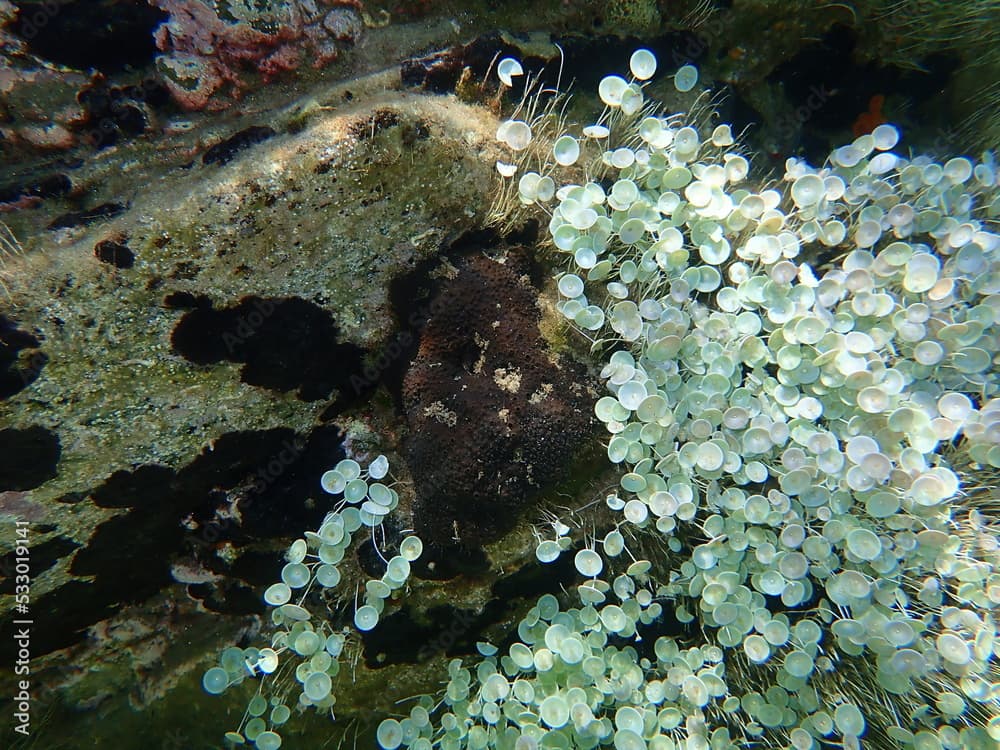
top-left (853, 94), bottom-right (886, 137)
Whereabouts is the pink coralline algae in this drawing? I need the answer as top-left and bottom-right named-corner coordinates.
top-left (151, 0), bottom-right (365, 111)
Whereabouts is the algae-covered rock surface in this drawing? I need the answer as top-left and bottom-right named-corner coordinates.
top-left (0, 75), bottom-right (520, 745)
top-left (0, 82), bottom-right (500, 547)
top-left (0, 49), bottom-right (606, 750)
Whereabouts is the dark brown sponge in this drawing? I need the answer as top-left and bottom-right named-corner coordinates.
top-left (403, 249), bottom-right (594, 546)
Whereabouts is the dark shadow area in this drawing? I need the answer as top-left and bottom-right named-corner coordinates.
top-left (0, 425), bottom-right (60, 490)
top-left (0, 425), bottom-right (346, 658)
top-left (12, 0), bottom-right (167, 73)
top-left (169, 295), bottom-right (368, 403)
top-left (0, 315), bottom-right (46, 400)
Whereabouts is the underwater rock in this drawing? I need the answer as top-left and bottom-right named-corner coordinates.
top-left (403, 249), bottom-right (595, 547)
top-left (201, 125), bottom-right (276, 165)
top-left (0, 3), bottom-right (167, 158)
top-left (76, 75), bottom-right (170, 150)
top-left (0, 172), bottom-right (71, 209)
top-left (0, 88), bottom-right (503, 693)
top-left (150, 0), bottom-right (365, 110)
top-left (0, 314), bottom-right (46, 399)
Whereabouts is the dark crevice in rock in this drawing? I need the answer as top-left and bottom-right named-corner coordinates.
top-left (490, 547), bottom-right (578, 603)
top-left (629, 607), bottom-right (696, 663)
top-left (360, 602), bottom-right (505, 668)
top-left (186, 580), bottom-right (263, 616)
top-left (47, 201), bottom-right (127, 229)
top-left (400, 31), bottom-right (701, 97)
top-left (0, 580), bottom-right (112, 663)
top-left (0, 535), bottom-right (80, 595)
top-left (552, 31), bottom-right (706, 92)
top-left (93, 239), bottom-right (135, 268)
top-left (69, 499), bottom-right (181, 600)
top-left (11, 0), bottom-right (168, 73)
top-left (762, 24), bottom-right (961, 164)
top-left (202, 126), bottom-right (277, 166)
top-left (408, 541), bottom-right (491, 580)
top-left (0, 172), bottom-right (72, 205)
top-left (89, 464), bottom-right (176, 509)
top-left (226, 549), bottom-right (289, 589)
top-left (75, 76), bottom-right (170, 149)
top-left (0, 315), bottom-right (46, 400)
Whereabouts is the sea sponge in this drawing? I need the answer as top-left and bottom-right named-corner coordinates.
top-left (402, 248), bottom-right (594, 547)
